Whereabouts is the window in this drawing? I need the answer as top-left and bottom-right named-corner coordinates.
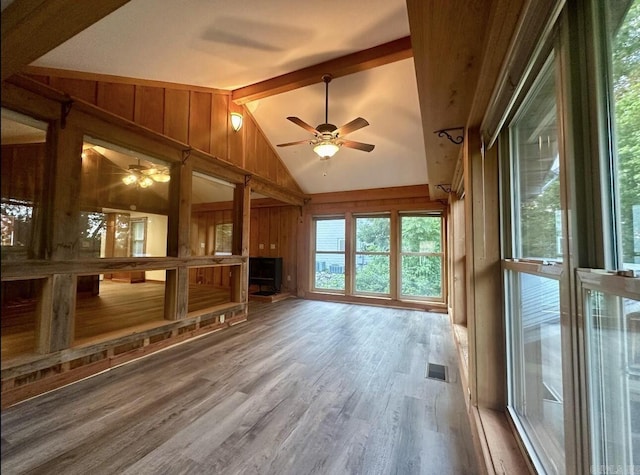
top-left (510, 56), bottom-right (561, 261)
top-left (1, 108), bottom-right (48, 261)
top-left (313, 217), bottom-right (345, 291)
top-left (311, 211), bottom-right (445, 303)
top-left (505, 52), bottom-right (567, 474)
top-left (508, 267), bottom-right (565, 473)
top-left (80, 137), bottom-right (169, 260)
top-left (606, 0), bottom-right (640, 269)
top-left (130, 218), bottom-right (147, 257)
top-left (214, 223), bottom-right (233, 255)
top-left (354, 215), bottom-right (390, 295)
top-left (400, 214), bottom-right (444, 299)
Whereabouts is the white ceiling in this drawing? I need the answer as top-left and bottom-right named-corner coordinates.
top-left (27, 0), bottom-right (427, 196)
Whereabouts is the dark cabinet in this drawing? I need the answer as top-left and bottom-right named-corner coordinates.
top-left (249, 257), bottom-right (283, 294)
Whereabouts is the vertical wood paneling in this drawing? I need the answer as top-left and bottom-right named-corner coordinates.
top-left (258, 209), bottom-right (270, 256)
top-left (244, 116), bottom-right (257, 174)
top-left (210, 93), bottom-right (228, 160)
top-left (269, 207), bottom-right (280, 257)
top-left (164, 89), bottom-right (190, 143)
top-left (34, 73), bottom-right (302, 197)
top-left (250, 207), bottom-right (260, 256)
top-left (188, 91), bottom-right (212, 153)
top-left (96, 82), bottom-right (135, 121)
top-left (49, 77), bottom-right (97, 104)
top-left (134, 86), bottom-right (165, 134)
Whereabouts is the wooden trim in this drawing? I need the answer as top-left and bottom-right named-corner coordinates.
top-left (23, 66), bottom-right (231, 94)
top-left (480, 0), bottom-right (564, 147)
top-left (302, 291), bottom-right (447, 313)
top-left (0, 257), bottom-right (246, 280)
top-left (1, 0), bottom-right (131, 81)
top-left (231, 36), bottom-right (413, 104)
top-left (308, 184), bottom-right (430, 205)
top-left (249, 175), bottom-right (307, 207)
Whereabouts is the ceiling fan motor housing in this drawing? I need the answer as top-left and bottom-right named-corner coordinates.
top-left (316, 123), bottom-right (337, 139)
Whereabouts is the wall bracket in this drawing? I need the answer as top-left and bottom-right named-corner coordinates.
top-left (60, 100), bottom-right (73, 129)
top-left (181, 148), bottom-right (191, 165)
top-left (436, 184), bottom-right (452, 194)
top-left (434, 127), bottom-right (464, 145)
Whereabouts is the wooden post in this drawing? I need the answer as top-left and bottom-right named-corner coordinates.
top-left (464, 128), bottom-right (505, 410)
top-left (231, 178), bottom-right (251, 303)
top-left (450, 194), bottom-right (467, 325)
top-left (164, 158), bottom-right (192, 320)
top-left (36, 121), bottom-right (83, 353)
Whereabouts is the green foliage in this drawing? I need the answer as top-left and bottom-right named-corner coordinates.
top-left (520, 178), bottom-right (562, 259)
top-left (315, 271), bottom-right (345, 290)
top-left (612, 0), bottom-right (640, 262)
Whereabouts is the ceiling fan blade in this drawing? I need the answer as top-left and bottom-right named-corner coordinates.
top-left (334, 117), bottom-right (369, 137)
top-left (287, 117), bottom-right (319, 135)
top-left (340, 140), bottom-right (375, 153)
top-left (276, 139), bottom-right (310, 147)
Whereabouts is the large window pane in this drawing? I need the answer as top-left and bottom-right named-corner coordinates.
top-left (355, 216), bottom-right (390, 295)
top-left (510, 57), bottom-right (562, 261)
top-left (80, 138), bottom-right (169, 262)
top-left (509, 271), bottom-right (565, 474)
top-left (1, 108), bottom-right (48, 261)
top-left (401, 255), bottom-right (441, 297)
top-left (314, 253), bottom-right (345, 290)
top-left (606, 0), bottom-right (640, 268)
top-left (314, 218), bottom-right (345, 291)
top-left (355, 255), bottom-right (390, 294)
top-left (584, 286), bottom-right (640, 470)
top-left (400, 215), bottom-right (443, 300)
top-left (316, 218), bottom-right (345, 252)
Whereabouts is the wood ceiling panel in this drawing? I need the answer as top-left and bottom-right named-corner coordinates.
top-left (407, 0), bottom-right (492, 199)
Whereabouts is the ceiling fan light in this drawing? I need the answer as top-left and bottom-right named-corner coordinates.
top-left (138, 176), bottom-right (154, 188)
top-left (122, 173), bottom-right (138, 185)
top-left (151, 171), bottom-right (171, 182)
top-left (313, 141), bottom-right (340, 159)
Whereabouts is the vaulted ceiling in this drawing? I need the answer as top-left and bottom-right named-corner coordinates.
top-left (1, 0), bottom-right (519, 199)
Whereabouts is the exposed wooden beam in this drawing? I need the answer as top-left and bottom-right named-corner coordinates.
top-left (231, 36), bottom-right (412, 105)
top-left (1, 0), bottom-right (131, 82)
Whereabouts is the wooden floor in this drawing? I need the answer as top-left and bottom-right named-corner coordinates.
top-left (1, 280), bottom-right (233, 359)
top-left (0, 299), bottom-right (478, 475)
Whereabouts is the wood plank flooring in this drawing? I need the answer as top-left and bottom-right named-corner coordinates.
top-left (1, 280), bottom-right (233, 359)
top-left (1, 299), bottom-right (478, 475)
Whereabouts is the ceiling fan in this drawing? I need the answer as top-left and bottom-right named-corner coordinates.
top-left (277, 74), bottom-right (375, 159)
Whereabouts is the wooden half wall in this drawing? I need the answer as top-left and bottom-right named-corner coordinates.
top-left (25, 71), bottom-right (303, 195)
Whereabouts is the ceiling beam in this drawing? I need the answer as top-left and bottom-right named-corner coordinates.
top-left (231, 36), bottom-right (412, 105)
top-left (1, 0), bottom-right (131, 82)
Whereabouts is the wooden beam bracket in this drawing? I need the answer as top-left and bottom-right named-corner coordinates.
top-left (434, 127), bottom-right (464, 145)
top-left (181, 148), bottom-right (192, 165)
top-left (244, 174), bottom-right (252, 187)
top-left (60, 99), bottom-right (73, 129)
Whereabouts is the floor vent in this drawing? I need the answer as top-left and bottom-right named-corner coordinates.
top-left (426, 363), bottom-right (448, 382)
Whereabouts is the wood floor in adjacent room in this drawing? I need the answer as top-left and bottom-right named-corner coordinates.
top-left (0, 299), bottom-right (478, 475)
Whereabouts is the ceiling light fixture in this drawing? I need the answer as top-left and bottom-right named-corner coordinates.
top-left (230, 112), bottom-right (243, 132)
top-left (313, 141), bottom-right (340, 159)
top-left (122, 160), bottom-right (170, 188)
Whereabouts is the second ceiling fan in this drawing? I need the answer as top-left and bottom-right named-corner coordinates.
top-left (277, 74), bottom-right (375, 159)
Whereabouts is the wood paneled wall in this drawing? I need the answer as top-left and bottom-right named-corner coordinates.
top-left (191, 199), bottom-right (299, 293)
top-left (1, 143), bottom-right (47, 203)
top-left (28, 74), bottom-right (303, 195)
